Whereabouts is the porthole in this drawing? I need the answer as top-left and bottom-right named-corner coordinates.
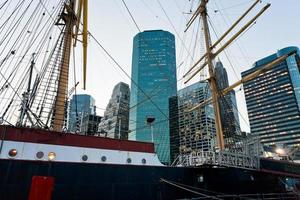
top-left (48, 152), bottom-right (56, 161)
top-left (8, 149), bottom-right (17, 157)
top-left (82, 155), bottom-right (88, 161)
top-left (36, 151), bottom-right (44, 159)
top-left (142, 158), bottom-right (146, 164)
top-left (127, 158), bottom-right (132, 164)
top-left (101, 156), bottom-right (106, 162)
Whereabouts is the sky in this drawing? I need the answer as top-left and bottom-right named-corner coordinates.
top-left (74, 0), bottom-right (300, 133)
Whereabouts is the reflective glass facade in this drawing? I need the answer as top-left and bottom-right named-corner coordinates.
top-left (99, 82), bottom-right (130, 139)
top-left (176, 82), bottom-right (216, 153)
top-left (168, 96), bottom-right (179, 163)
top-left (129, 30), bottom-right (177, 164)
top-left (242, 46), bottom-right (300, 147)
top-left (215, 61), bottom-right (241, 148)
top-left (68, 94), bottom-right (96, 132)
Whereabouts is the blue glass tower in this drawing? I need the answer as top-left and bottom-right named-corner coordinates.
top-left (242, 46), bottom-right (300, 147)
top-left (129, 30), bottom-right (177, 164)
top-left (68, 94), bottom-right (96, 133)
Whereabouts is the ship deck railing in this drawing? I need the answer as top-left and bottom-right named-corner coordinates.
top-left (175, 150), bottom-right (260, 169)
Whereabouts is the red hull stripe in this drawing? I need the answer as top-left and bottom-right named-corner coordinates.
top-left (0, 125), bottom-right (154, 153)
top-left (28, 176), bottom-right (55, 200)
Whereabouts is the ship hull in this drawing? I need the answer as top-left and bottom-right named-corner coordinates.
top-left (0, 159), bottom-right (289, 200)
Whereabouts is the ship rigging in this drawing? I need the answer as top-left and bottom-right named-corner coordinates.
top-left (0, 0), bottom-right (298, 159)
top-left (0, 0), bottom-right (87, 131)
top-left (0, 0), bottom-right (299, 199)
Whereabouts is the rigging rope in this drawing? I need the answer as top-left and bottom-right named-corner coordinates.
top-left (160, 178), bottom-right (223, 200)
top-left (0, 0), bottom-right (64, 126)
top-left (121, 0), bottom-right (141, 32)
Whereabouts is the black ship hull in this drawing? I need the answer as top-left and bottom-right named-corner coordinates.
top-left (0, 159), bottom-right (291, 200)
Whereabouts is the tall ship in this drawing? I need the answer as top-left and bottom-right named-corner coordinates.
top-left (0, 0), bottom-right (299, 199)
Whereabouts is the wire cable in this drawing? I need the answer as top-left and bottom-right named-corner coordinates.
top-left (88, 32), bottom-right (169, 120)
top-left (121, 0), bottom-right (141, 32)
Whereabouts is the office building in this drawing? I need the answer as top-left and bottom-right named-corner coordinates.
top-left (99, 82), bottom-right (130, 139)
top-left (215, 60), bottom-right (241, 148)
top-left (169, 82), bottom-right (216, 158)
top-left (129, 30), bottom-right (177, 164)
top-left (169, 96), bottom-right (179, 163)
top-left (242, 46), bottom-right (300, 148)
top-left (68, 94), bottom-right (96, 133)
top-left (81, 114), bottom-right (102, 136)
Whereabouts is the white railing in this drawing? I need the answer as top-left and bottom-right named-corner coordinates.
top-left (175, 150), bottom-right (260, 169)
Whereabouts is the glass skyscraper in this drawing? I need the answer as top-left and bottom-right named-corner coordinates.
top-left (215, 60), bottom-right (241, 148)
top-left (129, 30), bottom-right (177, 164)
top-left (99, 82), bottom-right (130, 139)
top-left (169, 82), bottom-right (216, 158)
top-left (169, 96), bottom-right (179, 163)
top-left (68, 94), bottom-right (96, 133)
top-left (242, 46), bottom-right (300, 148)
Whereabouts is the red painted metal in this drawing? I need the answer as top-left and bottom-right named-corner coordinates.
top-left (28, 176), bottom-right (55, 200)
top-left (0, 125), bottom-right (154, 153)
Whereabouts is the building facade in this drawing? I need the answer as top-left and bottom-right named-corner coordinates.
top-left (215, 60), bottom-right (241, 148)
top-left (169, 96), bottom-right (179, 163)
top-left (81, 115), bottom-right (102, 136)
top-left (242, 46), bottom-right (300, 148)
top-left (129, 30), bottom-right (177, 164)
top-left (99, 82), bottom-right (130, 139)
top-left (169, 82), bottom-right (216, 158)
top-left (68, 94), bottom-right (96, 133)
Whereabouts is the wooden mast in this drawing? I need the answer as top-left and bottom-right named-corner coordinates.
top-left (184, 0), bottom-right (271, 150)
top-left (52, 0), bottom-right (88, 131)
top-left (52, 1), bottom-right (75, 131)
top-left (199, 0), bottom-right (224, 150)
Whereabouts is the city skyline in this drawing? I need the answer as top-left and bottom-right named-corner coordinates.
top-left (76, 1), bottom-right (300, 133)
top-left (0, 1), bottom-right (299, 198)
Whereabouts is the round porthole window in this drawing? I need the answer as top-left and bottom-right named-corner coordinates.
top-left (48, 152), bottom-right (56, 161)
top-left (8, 149), bottom-right (17, 157)
top-left (82, 155), bottom-right (88, 161)
top-left (101, 156), bottom-right (107, 162)
top-left (127, 158), bottom-right (132, 164)
top-left (36, 151), bottom-right (44, 159)
top-left (142, 158), bottom-right (146, 164)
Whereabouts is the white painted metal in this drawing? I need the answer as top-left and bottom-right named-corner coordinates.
top-left (0, 140), bottom-right (163, 166)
